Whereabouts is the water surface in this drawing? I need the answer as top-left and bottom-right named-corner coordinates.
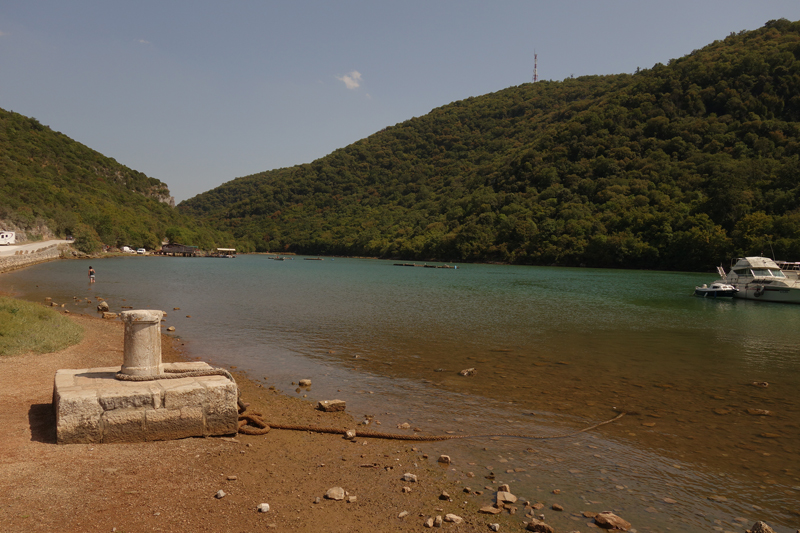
top-left (3, 255), bottom-right (799, 532)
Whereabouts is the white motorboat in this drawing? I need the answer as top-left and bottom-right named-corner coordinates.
top-left (694, 282), bottom-right (738, 298)
top-left (720, 256), bottom-right (800, 304)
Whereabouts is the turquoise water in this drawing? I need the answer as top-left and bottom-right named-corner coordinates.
top-left (3, 255), bottom-right (799, 532)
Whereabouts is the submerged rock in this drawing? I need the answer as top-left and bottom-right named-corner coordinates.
top-left (594, 511), bottom-right (631, 530)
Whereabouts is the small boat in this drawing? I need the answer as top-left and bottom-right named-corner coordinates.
top-left (694, 282), bottom-right (739, 298)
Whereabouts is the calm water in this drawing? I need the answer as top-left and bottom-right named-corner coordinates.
top-left (3, 255), bottom-right (799, 532)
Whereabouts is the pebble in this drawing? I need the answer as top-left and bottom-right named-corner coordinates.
top-left (439, 491), bottom-right (452, 501)
top-left (397, 422), bottom-right (411, 429)
top-left (347, 495), bottom-right (357, 503)
top-left (226, 475), bottom-right (237, 481)
top-left (497, 491), bottom-right (517, 504)
top-left (166, 326), bottom-right (175, 332)
top-left (480, 506), bottom-right (502, 515)
top-left (215, 490), bottom-right (226, 499)
top-left (424, 517), bottom-right (434, 528)
top-left (325, 487), bottom-right (345, 501)
top-left (402, 473), bottom-right (417, 483)
top-left (313, 497), bottom-right (321, 504)
top-left (344, 429), bottom-right (357, 440)
top-left (438, 455), bottom-right (451, 464)
top-left (444, 514), bottom-right (463, 524)
top-left (498, 484), bottom-right (510, 491)
top-left (402, 486), bottom-right (412, 493)
top-left (299, 379), bottom-right (311, 387)
top-left (434, 515), bottom-right (443, 527)
top-left (552, 503), bottom-right (563, 511)
top-left (257, 503), bottom-right (270, 513)
top-left (489, 524), bottom-right (500, 532)
top-left (398, 511), bottom-right (409, 519)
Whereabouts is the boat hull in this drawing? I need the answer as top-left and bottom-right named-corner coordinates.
top-left (732, 284), bottom-right (800, 304)
top-left (694, 289), bottom-right (737, 298)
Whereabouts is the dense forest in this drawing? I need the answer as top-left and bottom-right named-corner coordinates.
top-left (0, 108), bottom-right (228, 252)
top-left (182, 19), bottom-right (800, 270)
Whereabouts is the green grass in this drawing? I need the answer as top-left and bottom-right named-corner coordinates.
top-left (0, 297), bottom-right (84, 356)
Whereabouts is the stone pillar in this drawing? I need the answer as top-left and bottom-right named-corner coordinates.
top-left (120, 310), bottom-right (164, 376)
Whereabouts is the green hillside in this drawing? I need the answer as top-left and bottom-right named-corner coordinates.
top-left (182, 19), bottom-right (800, 270)
top-left (0, 108), bottom-right (227, 252)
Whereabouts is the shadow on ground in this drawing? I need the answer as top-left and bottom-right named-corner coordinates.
top-left (29, 403), bottom-right (56, 443)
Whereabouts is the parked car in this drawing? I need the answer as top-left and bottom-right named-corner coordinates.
top-left (136, 248), bottom-right (146, 255)
top-left (121, 246), bottom-right (135, 253)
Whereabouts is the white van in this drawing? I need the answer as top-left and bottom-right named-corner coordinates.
top-left (0, 231), bottom-right (15, 245)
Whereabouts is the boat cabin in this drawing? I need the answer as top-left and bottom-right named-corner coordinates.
top-left (727, 257), bottom-right (787, 283)
top-left (0, 231), bottom-right (15, 245)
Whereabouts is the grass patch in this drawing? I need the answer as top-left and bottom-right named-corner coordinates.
top-left (0, 297), bottom-right (84, 356)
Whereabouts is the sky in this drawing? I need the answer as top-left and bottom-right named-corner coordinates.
top-left (1, 2), bottom-right (800, 203)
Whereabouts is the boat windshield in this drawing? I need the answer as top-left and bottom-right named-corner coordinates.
top-left (751, 268), bottom-right (786, 278)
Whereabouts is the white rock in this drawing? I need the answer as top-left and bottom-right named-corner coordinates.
top-left (401, 473), bottom-right (418, 483)
top-left (497, 491), bottom-right (517, 504)
top-left (257, 503), bottom-right (270, 513)
top-left (215, 490), bottom-right (226, 499)
top-left (434, 515), bottom-right (443, 527)
top-left (490, 524), bottom-right (500, 532)
top-left (438, 455), bottom-right (451, 464)
top-left (344, 429), bottom-right (357, 440)
top-left (299, 379), bottom-right (312, 387)
top-left (424, 517), bottom-right (434, 528)
top-left (325, 487), bottom-right (346, 500)
top-left (398, 511), bottom-right (409, 518)
top-left (444, 514), bottom-right (463, 524)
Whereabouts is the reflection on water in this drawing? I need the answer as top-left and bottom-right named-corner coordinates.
top-left (3, 255), bottom-right (799, 532)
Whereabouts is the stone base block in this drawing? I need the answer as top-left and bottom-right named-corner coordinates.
top-left (54, 362), bottom-right (239, 444)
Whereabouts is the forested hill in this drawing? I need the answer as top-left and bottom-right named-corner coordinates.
top-left (181, 19), bottom-right (800, 271)
top-left (0, 108), bottom-right (227, 252)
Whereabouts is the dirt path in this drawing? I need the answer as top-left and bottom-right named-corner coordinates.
top-left (0, 313), bottom-right (516, 532)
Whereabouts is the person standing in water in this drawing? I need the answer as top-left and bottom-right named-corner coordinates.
top-left (88, 266), bottom-right (96, 283)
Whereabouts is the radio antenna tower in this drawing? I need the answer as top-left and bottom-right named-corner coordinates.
top-left (532, 51), bottom-right (538, 83)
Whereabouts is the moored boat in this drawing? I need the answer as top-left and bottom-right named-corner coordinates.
top-left (694, 282), bottom-right (738, 298)
top-left (720, 256), bottom-right (800, 304)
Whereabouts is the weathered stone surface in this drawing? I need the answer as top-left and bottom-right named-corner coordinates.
top-left (99, 386), bottom-right (157, 411)
top-left (102, 409), bottom-right (146, 443)
top-left (201, 377), bottom-right (239, 435)
top-left (444, 514), bottom-right (463, 524)
top-left (145, 406), bottom-right (204, 441)
top-left (325, 487), bottom-right (345, 500)
top-left (594, 511), bottom-right (631, 530)
top-left (526, 519), bottom-right (555, 533)
top-left (317, 399), bottom-right (346, 412)
top-left (54, 363), bottom-right (238, 444)
top-left (479, 506), bottom-right (502, 515)
top-left (55, 386), bottom-right (104, 444)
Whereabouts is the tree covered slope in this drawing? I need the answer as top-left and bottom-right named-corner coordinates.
top-left (182, 19), bottom-right (800, 270)
top-left (0, 108), bottom-right (226, 251)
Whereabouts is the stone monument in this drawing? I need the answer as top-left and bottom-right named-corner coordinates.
top-left (54, 310), bottom-right (239, 444)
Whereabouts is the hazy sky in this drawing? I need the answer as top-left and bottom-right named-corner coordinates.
top-left (2, 2), bottom-right (799, 203)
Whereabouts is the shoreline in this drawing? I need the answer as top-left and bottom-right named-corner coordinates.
top-left (0, 301), bottom-right (521, 532)
top-left (2, 257), bottom-right (794, 532)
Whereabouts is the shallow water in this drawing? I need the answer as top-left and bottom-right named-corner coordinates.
top-left (3, 255), bottom-right (799, 531)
